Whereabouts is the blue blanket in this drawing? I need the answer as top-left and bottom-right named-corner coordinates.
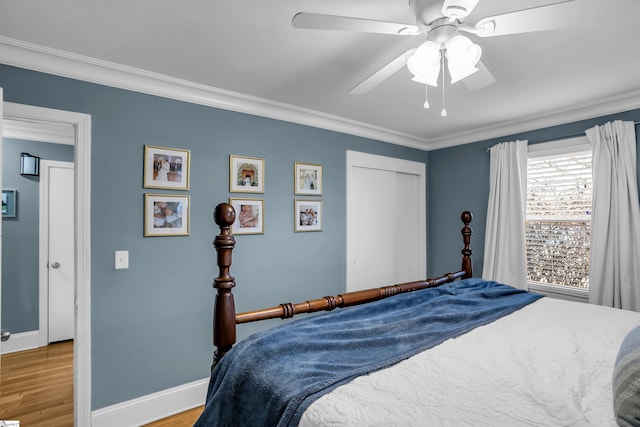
top-left (195, 278), bottom-right (542, 427)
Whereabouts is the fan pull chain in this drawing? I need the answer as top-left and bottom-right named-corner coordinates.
top-left (424, 83), bottom-right (430, 109)
top-left (441, 52), bottom-right (447, 117)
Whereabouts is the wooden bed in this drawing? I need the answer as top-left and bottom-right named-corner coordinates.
top-left (210, 202), bottom-right (474, 366)
top-left (197, 202), bottom-right (640, 427)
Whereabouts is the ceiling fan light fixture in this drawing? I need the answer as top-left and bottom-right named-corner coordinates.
top-left (441, 0), bottom-right (480, 20)
top-left (448, 64), bottom-right (479, 84)
top-left (407, 40), bottom-right (441, 87)
top-left (445, 34), bottom-right (482, 83)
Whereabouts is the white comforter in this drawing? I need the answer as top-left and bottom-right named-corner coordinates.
top-left (299, 297), bottom-right (640, 426)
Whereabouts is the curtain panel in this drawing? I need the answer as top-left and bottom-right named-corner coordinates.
top-left (587, 120), bottom-right (640, 311)
top-left (482, 140), bottom-right (528, 290)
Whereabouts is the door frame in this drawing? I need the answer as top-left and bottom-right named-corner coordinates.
top-left (345, 150), bottom-right (426, 290)
top-left (3, 102), bottom-right (91, 427)
top-left (39, 160), bottom-right (74, 346)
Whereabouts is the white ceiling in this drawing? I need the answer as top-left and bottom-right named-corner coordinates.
top-left (0, 0), bottom-right (639, 150)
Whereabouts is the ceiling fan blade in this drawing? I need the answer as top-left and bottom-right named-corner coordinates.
top-left (461, 60), bottom-right (496, 91)
top-left (349, 49), bottom-right (417, 95)
top-left (292, 12), bottom-right (420, 35)
top-left (441, 0), bottom-right (480, 20)
top-left (474, 0), bottom-right (580, 37)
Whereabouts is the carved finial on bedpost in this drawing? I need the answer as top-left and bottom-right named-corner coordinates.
top-left (212, 203), bottom-right (237, 370)
top-left (461, 211), bottom-right (473, 279)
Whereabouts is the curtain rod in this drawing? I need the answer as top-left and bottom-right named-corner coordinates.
top-left (485, 120), bottom-right (640, 152)
top-left (554, 120), bottom-right (640, 141)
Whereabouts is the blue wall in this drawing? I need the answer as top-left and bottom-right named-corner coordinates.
top-left (0, 64), bottom-right (429, 409)
top-left (427, 110), bottom-right (640, 279)
top-left (1, 138), bottom-right (74, 333)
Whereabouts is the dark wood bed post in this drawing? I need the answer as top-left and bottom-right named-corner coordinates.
top-left (212, 203), bottom-right (237, 369)
top-left (461, 211), bottom-right (473, 279)
top-left (210, 203), bottom-right (474, 367)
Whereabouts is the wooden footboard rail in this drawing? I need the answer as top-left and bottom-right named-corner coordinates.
top-left (211, 203), bottom-right (473, 367)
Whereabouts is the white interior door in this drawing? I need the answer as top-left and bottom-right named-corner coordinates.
top-left (46, 162), bottom-right (75, 343)
top-left (346, 151), bottom-right (426, 292)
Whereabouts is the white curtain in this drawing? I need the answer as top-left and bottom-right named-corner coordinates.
top-left (482, 140), bottom-right (528, 289)
top-left (586, 120), bottom-right (640, 310)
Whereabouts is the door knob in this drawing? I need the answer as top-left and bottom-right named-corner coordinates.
top-left (1, 328), bottom-right (10, 342)
top-left (51, 262), bottom-right (61, 268)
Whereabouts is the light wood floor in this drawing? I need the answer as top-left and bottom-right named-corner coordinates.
top-left (0, 341), bottom-right (204, 426)
top-left (0, 340), bottom-right (74, 426)
top-left (143, 406), bottom-right (203, 426)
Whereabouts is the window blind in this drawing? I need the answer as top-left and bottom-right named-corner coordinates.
top-left (526, 152), bottom-right (592, 288)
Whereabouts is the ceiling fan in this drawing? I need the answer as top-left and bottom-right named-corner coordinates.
top-left (292, 0), bottom-right (582, 113)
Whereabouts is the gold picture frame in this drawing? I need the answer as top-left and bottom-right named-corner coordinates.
top-left (229, 155), bottom-right (264, 193)
top-left (294, 162), bottom-right (322, 195)
top-left (229, 198), bottom-right (264, 235)
top-left (143, 145), bottom-right (191, 190)
top-left (295, 199), bottom-right (322, 232)
top-left (144, 194), bottom-right (190, 236)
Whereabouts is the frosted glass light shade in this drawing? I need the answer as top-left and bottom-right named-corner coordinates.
top-left (407, 40), bottom-right (441, 87)
top-left (445, 34), bottom-right (482, 83)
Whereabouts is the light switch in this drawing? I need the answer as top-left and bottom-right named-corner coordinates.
top-left (115, 250), bottom-right (129, 269)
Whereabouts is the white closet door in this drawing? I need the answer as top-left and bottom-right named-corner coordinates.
top-left (346, 151), bottom-right (426, 292)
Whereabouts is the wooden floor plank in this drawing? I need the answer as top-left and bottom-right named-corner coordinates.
top-left (142, 406), bottom-right (204, 426)
top-left (1, 341), bottom-right (73, 426)
top-left (1, 341), bottom-right (203, 426)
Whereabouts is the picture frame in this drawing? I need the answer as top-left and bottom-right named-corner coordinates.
top-left (144, 194), bottom-right (190, 236)
top-left (143, 145), bottom-right (191, 190)
top-left (295, 200), bottom-right (322, 232)
top-left (230, 155), bottom-right (264, 193)
top-left (229, 198), bottom-right (264, 235)
top-left (2, 189), bottom-right (16, 218)
top-left (294, 162), bottom-right (322, 195)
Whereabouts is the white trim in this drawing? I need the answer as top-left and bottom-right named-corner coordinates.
top-left (3, 102), bottom-right (92, 427)
top-left (1, 36), bottom-right (638, 152)
top-left (3, 118), bottom-right (75, 145)
top-left (91, 378), bottom-right (208, 427)
top-left (527, 136), bottom-right (590, 158)
top-left (0, 330), bottom-right (39, 354)
top-left (38, 160), bottom-right (75, 347)
top-left (74, 110), bottom-right (92, 427)
top-left (0, 87), bottom-right (3, 358)
top-left (528, 282), bottom-right (589, 304)
top-left (426, 90), bottom-right (640, 150)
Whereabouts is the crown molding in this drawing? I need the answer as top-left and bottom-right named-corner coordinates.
top-left (425, 89), bottom-right (640, 150)
top-left (0, 36), bottom-right (638, 153)
top-left (0, 36), bottom-right (430, 150)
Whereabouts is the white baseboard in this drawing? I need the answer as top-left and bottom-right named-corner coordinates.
top-left (91, 378), bottom-right (209, 427)
top-left (1, 330), bottom-right (40, 354)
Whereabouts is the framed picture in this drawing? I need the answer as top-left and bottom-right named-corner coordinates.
top-left (295, 200), bottom-right (322, 232)
top-left (294, 162), bottom-right (322, 195)
top-left (143, 145), bottom-right (191, 190)
top-left (230, 155), bottom-right (264, 193)
top-left (2, 189), bottom-right (16, 218)
top-left (229, 198), bottom-right (264, 235)
top-left (144, 194), bottom-right (190, 236)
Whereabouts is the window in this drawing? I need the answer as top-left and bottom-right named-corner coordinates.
top-left (525, 137), bottom-right (592, 291)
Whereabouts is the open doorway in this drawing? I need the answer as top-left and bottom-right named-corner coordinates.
top-left (0, 102), bottom-right (91, 426)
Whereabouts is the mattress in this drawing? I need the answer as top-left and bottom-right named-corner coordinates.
top-left (299, 297), bottom-right (640, 426)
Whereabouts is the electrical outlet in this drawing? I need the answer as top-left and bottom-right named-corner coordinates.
top-left (115, 250), bottom-right (129, 269)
